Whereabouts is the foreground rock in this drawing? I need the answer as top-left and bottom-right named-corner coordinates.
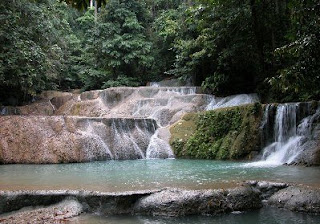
top-left (1, 182), bottom-right (320, 219)
top-left (268, 186), bottom-right (320, 214)
top-left (1, 187), bottom-right (262, 218)
top-left (0, 200), bottom-right (82, 224)
top-left (134, 186), bottom-right (262, 216)
top-left (0, 116), bottom-right (158, 163)
top-left (0, 189), bottom-right (159, 215)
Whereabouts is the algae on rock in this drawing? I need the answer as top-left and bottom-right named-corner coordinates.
top-left (170, 103), bottom-right (264, 160)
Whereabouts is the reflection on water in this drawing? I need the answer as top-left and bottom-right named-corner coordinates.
top-left (70, 207), bottom-right (320, 224)
top-left (1, 159), bottom-right (320, 192)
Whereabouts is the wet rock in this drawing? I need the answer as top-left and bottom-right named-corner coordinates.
top-left (1, 183), bottom-right (319, 218)
top-left (134, 186), bottom-right (262, 217)
top-left (293, 120), bottom-right (320, 166)
top-left (134, 189), bottom-right (228, 216)
top-left (18, 101), bottom-right (56, 116)
top-left (149, 78), bottom-right (192, 87)
top-left (0, 189), bottom-right (157, 215)
top-left (267, 186), bottom-right (320, 214)
top-left (225, 185), bottom-right (262, 211)
top-left (1, 87), bottom-right (261, 163)
top-left (0, 116), bottom-right (157, 163)
top-left (246, 181), bottom-right (288, 199)
top-left (0, 199), bottom-right (83, 224)
top-left (50, 95), bottom-right (74, 110)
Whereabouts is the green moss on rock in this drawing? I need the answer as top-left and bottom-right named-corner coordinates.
top-left (170, 103), bottom-right (264, 160)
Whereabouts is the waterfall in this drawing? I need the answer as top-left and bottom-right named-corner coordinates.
top-left (205, 94), bottom-right (259, 111)
top-left (249, 102), bottom-right (319, 167)
top-left (146, 130), bottom-right (174, 159)
top-left (78, 120), bottom-right (114, 160)
top-left (150, 82), bottom-right (160, 87)
top-left (107, 119), bottom-right (158, 159)
top-left (1, 85), bottom-right (263, 163)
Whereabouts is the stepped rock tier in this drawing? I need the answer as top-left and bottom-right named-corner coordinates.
top-left (0, 86), bottom-right (259, 164)
top-left (0, 116), bottom-right (159, 163)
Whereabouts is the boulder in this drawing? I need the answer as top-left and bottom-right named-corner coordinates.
top-left (268, 186), bottom-right (320, 214)
top-left (134, 186), bottom-right (262, 217)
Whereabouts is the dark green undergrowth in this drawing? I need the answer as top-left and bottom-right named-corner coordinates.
top-left (170, 103), bottom-right (264, 160)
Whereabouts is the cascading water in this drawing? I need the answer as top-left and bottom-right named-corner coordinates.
top-left (146, 130), bottom-right (174, 159)
top-left (205, 94), bottom-right (259, 111)
top-left (105, 118), bottom-right (162, 160)
top-left (78, 120), bottom-right (114, 160)
top-left (249, 102), bottom-right (320, 166)
top-left (0, 85), bottom-right (261, 162)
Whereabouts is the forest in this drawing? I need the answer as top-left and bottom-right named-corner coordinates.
top-left (0, 0), bottom-right (319, 105)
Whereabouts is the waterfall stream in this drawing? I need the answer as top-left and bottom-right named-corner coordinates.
top-left (249, 103), bottom-right (320, 166)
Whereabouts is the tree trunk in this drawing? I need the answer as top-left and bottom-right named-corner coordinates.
top-left (250, 0), bottom-right (265, 74)
top-left (94, 1), bottom-right (98, 22)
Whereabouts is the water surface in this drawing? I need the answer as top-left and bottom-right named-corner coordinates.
top-left (70, 207), bottom-right (320, 224)
top-left (1, 159), bottom-right (320, 192)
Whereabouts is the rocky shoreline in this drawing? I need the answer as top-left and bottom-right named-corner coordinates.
top-left (1, 181), bottom-right (319, 223)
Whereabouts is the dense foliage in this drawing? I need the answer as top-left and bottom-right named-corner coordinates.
top-left (0, 0), bottom-right (80, 104)
top-left (0, 0), bottom-right (319, 105)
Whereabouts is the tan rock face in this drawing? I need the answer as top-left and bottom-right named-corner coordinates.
top-left (53, 87), bottom-right (207, 127)
top-left (0, 87), bottom-right (259, 163)
top-left (0, 116), bottom-right (157, 164)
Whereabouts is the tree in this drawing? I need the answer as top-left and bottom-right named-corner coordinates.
top-left (94, 0), bottom-right (154, 83)
top-left (170, 0), bottom-right (261, 94)
top-left (0, 0), bottom-right (81, 104)
top-left (150, 8), bottom-right (181, 79)
top-left (61, 0), bottom-right (107, 20)
top-left (268, 0), bottom-right (320, 102)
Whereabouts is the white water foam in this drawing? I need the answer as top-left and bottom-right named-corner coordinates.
top-left (246, 104), bottom-right (319, 167)
top-left (146, 130), bottom-right (174, 159)
top-left (78, 121), bottom-right (114, 160)
top-left (111, 119), bottom-right (146, 159)
top-left (206, 94), bottom-right (259, 111)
